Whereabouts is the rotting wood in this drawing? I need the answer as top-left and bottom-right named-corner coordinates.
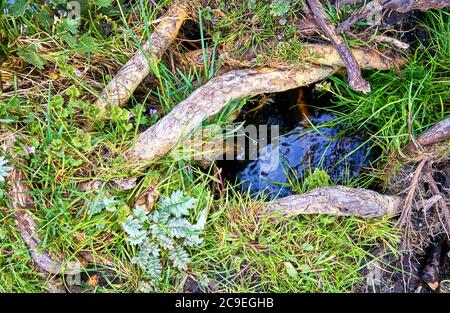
top-left (125, 48), bottom-right (404, 164)
top-left (306, 0), bottom-right (371, 93)
top-left (94, 1), bottom-right (190, 112)
top-left (262, 186), bottom-right (401, 218)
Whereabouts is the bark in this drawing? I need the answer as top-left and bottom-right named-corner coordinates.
top-left (263, 186), bottom-right (402, 218)
top-left (184, 43), bottom-right (403, 71)
top-left (126, 48), bottom-right (403, 164)
top-left (8, 165), bottom-right (64, 274)
top-left (338, 0), bottom-right (450, 32)
top-left (407, 117), bottom-right (450, 151)
top-left (94, 1), bottom-right (190, 112)
top-left (306, 0), bottom-right (371, 93)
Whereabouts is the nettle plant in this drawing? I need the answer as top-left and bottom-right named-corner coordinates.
top-left (122, 190), bottom-right (207, 280)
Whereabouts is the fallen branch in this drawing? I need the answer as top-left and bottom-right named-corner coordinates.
top-left (262, 186), bottom-right (401, 218)
top-left (8, 164), bottom-right (65, 274)
top-left (125, 47), bottom-right (403, 163)
top-left (94, 1), bottom-right (190, 112)
top-left (338, 0), bottom-right (450, 32)
top-left (184, 43), bottom-right (402, 71)
top-left (306, 0), bottom-right (371, 93)
top-left (406, 117), bottom-right (450, 152)
top-left (3, 135), bottom-right (81, 275)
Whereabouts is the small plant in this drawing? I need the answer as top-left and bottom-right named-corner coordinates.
top-left (270, 0), bottom-right (292, 17)
top-left (122, 190), bottom-right (207, 280)
top-left (0, 156), bottom-right (12, 183)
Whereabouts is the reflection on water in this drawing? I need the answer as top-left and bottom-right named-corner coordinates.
top-left (236, 113), bottom-right (372, 199)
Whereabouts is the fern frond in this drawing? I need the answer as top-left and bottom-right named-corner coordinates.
top-left (0, 156), bottom-right (12, 183)
top-left (159, 190), bottom-right (197, 218)
top-left (169, 246), bottom-right (190, 271)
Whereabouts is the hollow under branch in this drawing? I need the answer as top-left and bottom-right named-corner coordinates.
top-left (125, 46), bottom-right (404, 164)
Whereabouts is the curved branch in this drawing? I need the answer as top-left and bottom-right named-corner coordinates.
top-left (94, 1), bottom-right (190, 111)
top-left (125, 48), bottom-right (404, 163)
top-left (263, 186), bottom-right (402, 218)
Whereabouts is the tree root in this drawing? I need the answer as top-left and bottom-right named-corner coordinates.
top-left (183, 43), bottom-right (403, 71)
top-left (125, 48), bottom-right (403, 164)
top-left (307, 0), bottom-right (371, 93)
top-left (94, 1), bottom-right (190, 112)
top-left (338, 0), bottom-right (450, 32)
top-left (2, 135), bottom-right (82, 275)
top-left (407, 117), bottom-right (450, 152)
top-left (262, 186), bottom-right (401, 218)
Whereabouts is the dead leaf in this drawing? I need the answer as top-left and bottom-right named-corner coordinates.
top-left (111, 177), bottom-right (137, 191)
top-left (427, 281), bottom-right (439, 291)
top-left (135, 185), bottom-right (159, 212)
top-left (86, 274), bottom-right (100, 287)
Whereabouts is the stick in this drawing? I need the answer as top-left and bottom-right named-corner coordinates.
top-left (406, 117), bottom-right (450, 152)
top-left (306, 0), bottom-right (371, 93)
top-left (94, 1), bottom-right (190, 112)
top-left (184, 43), bottom-right (403, 71)
top-left (338, 0), bottom-right (450, 32)
top-left (262, 186), bottom-right (401, 218)
top-left (125, 48), bottom-right (403, 163)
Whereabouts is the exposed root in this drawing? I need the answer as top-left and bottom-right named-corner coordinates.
top-left (307, 0), bottom-right (371, 93)
top-left (338, 0), bottom-right (450, 32)
top-left (94, 1), bottom-right (191, 112)
top-left (126, 48), bottom-right (403, 164)
top-left (262, 186), bottom-right (401, 218)
top-left (2, 134), bottom-right (82, 275)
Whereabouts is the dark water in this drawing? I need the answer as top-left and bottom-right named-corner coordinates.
top-left (218, 89), bottom-right (374, 200)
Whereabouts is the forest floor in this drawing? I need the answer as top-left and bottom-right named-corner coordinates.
top-left (0, 1), bottom-right (449, 293)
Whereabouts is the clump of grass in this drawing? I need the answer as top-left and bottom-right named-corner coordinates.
top-left (319, 10), bottom-right (449, 158)
top-left (189, 186), bottom-right (400, 292)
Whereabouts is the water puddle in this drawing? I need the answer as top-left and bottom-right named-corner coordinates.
top-left (218, 88), bottom-right (376, 200)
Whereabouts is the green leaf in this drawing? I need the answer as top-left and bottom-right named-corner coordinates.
top-left (95, 0), bottom-right (114, 8)
top-left (301, 243), bottom-right (314, 252)
top-left (122, 216), bottom-right (143, 237)
top-left (284, 262), bottom-right (298, 278)
top-left (8, 0), bottom-right (30, 16)
top-left (17, 46), bottom-right (46, 69)
top-left (0, 156), bottom-right (12, 183)
top-left (169, 246), bottom-right (190, 271)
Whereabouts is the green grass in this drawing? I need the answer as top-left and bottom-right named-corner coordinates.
top-left (0, 1), bottom-right (448, 292)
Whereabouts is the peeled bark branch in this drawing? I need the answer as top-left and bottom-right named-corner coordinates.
top-left (126, 47), bottom-right (403, 164)
top-left (94, 1), bottom-right (190, 111)
top-left (263, 186), bottom-right (401, 218)
top-left (184, 43), bottom-right (402, 71)
top-left (306, 0), bottom-right (371, 93)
